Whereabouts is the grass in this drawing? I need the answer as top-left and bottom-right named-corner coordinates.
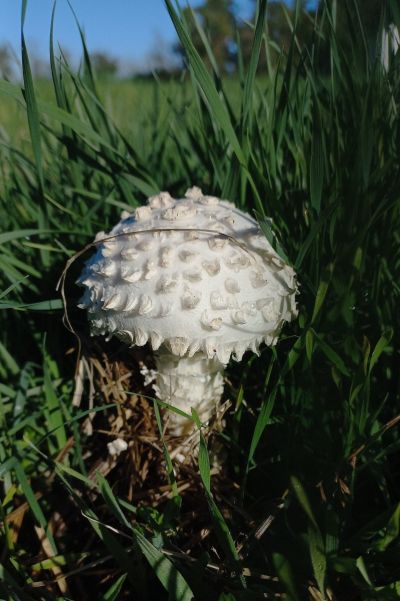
top-left (1, 0), bottom-right (400, 599)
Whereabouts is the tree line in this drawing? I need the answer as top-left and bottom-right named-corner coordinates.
top-left (0, 0), bottom-right (392, 80)
top-left (174, 0), bottom-right (393, 76)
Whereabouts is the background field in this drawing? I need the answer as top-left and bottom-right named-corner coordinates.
top-left (1, 1), bottom-right (400, 600)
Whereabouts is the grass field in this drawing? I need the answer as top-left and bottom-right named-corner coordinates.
top-left (1, 1), bottom-right (400, 600)
top-left (0, 78), bottom-right (197, 149)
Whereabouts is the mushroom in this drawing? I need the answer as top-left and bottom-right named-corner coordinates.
top-left (77, 188), bottom-right (298, 438)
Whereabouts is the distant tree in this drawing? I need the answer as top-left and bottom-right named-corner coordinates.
top-left (31, 55), bottom-right (51, 79)
top-left (318, 0), bottom-right (394, 67)
top-left (146, 34), bottom-right (179, 74)
top-left (91, 52), bottom-right (118, 77)
top-left (175, 0), bottom-right (236, 74)
top-left (309, 0), bottom-right (393, 38)
top-left (336, 0), bottom-right (383, 34)
top-left (237, 1), bottom-right (316, 72)
top-left (0, 45), bottom-right (13, 79)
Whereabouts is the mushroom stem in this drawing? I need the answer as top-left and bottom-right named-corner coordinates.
top-left (154, 351), bottom-right (225, 437)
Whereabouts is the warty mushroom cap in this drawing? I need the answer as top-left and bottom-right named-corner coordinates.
top-left (78, 187), bottom-right (298, 364)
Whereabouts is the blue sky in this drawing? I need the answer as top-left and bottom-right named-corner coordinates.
top-left (0, 1), bottom-right (317, 72)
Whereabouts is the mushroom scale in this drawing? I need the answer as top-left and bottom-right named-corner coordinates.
top-left (78, 188), bottom-right (298, 437)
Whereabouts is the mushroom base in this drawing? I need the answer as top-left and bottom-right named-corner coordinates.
top-left (154, 351), bottom-right (225, 437)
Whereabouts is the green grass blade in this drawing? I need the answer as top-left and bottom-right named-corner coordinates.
top-left (103, 574), bottom-right (127, 601)
top-left (14, 461), bottom-right (57, 553)
top-left (0, 341), bottom-right (19, 376)
top-left (193, 413), bottom-right (242, 575)
top-left (0, 299), bottom-right (63, 311)
top-left (164, 0), bottom-right (245, 166)
top-left (242, 0), bottom-right (268, 128)
top-left (97, 472), bottom-right (131, 530)
top-left (133, 527), bottom-right (194, 601)
top-left (309, 105), bottom-right (324, 214)
top-left (43, 355), bottom-right (67, 453)
top-left (247, 389), bottom-right (276, 468)
top-left (20, 6), bottom-right (46, 258)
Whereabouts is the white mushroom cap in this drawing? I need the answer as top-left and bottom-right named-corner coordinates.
top-left (78, 188), bottom-right (298, 364)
